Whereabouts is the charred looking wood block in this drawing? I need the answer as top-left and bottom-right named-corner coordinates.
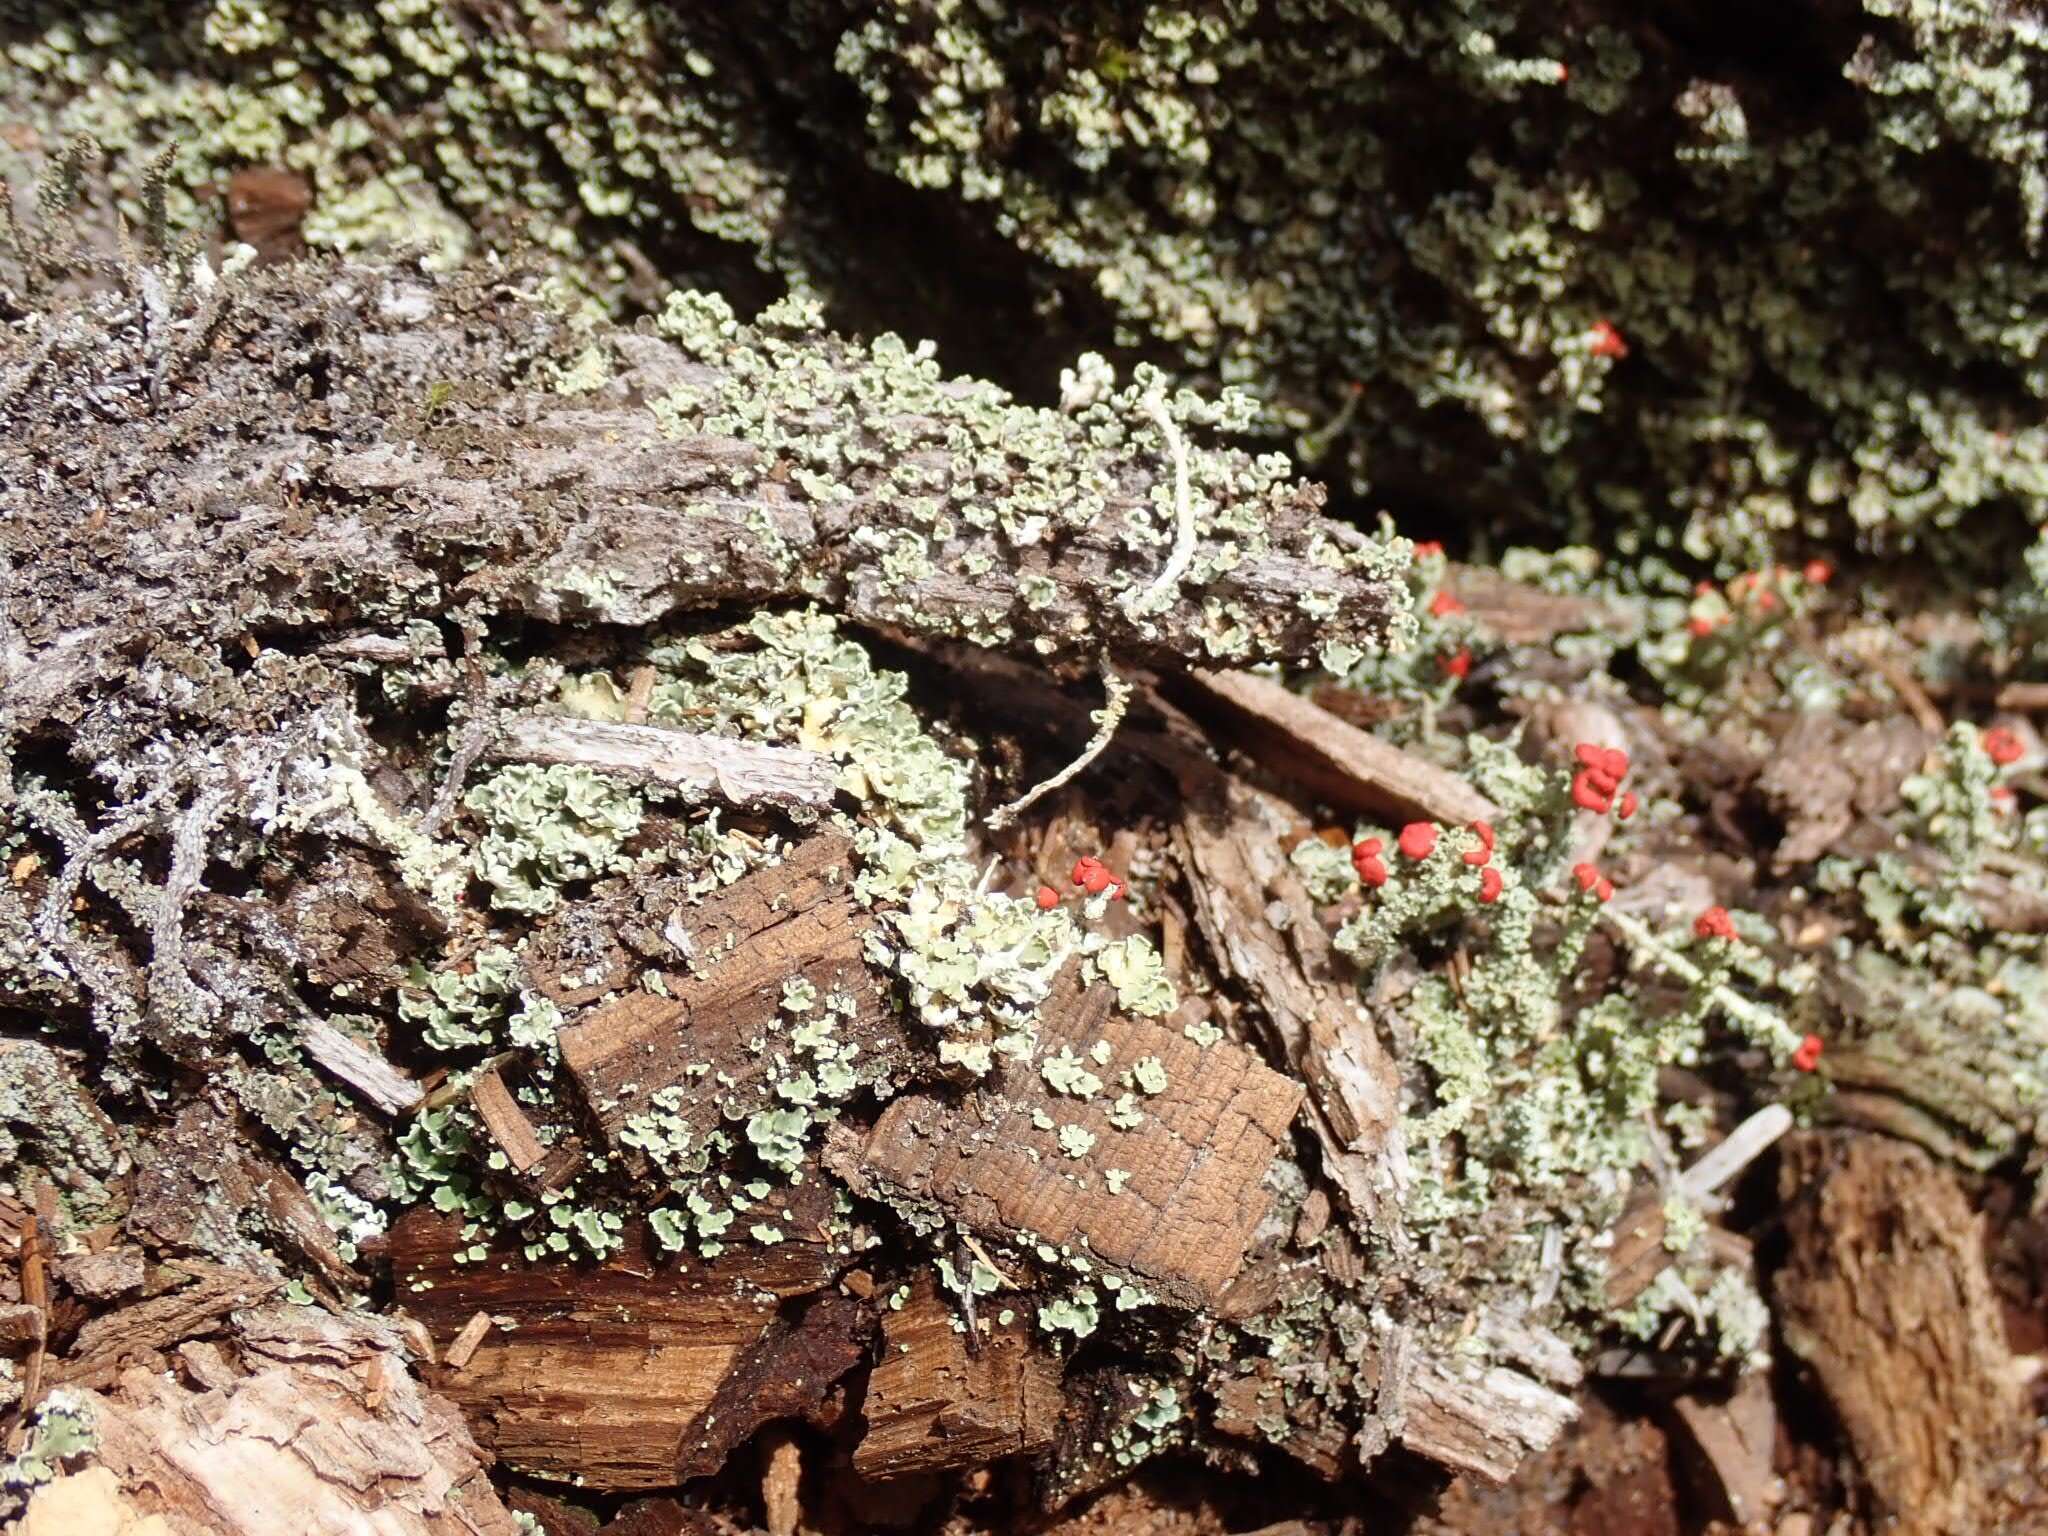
top-left (554, 831), bottom-right (900, 1152)
top-left (858, 960), bottom-right (1303, 1312)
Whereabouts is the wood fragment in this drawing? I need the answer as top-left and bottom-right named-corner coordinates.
top-left (176, 1339), bottom-right (238, 1392)
top-left (58, 1248), bottom-right (144, 1302)
top-left (674, 1289), bottom-right (871, 1477)
top-left (1773, 1132), bottom-right (2039, 1534)
top-left (489, 714), bottom-right (839, 813)
top-left (443, 1311), bottom-right (493, 1371)
top-left (51, 1264), bottom-right (281, 1390)
top-left (1666, 1372), bottom-right (1778, 1527)
top-left (858, 959), bottom-right (1301, 1310)
top-left (469, 1068), bottom-right (549, 1176)
top-left (1175, 778), bottom-right (1408, 1231)
top-left (0, 1302), bottom-right (45, 1347)
top-left (390, 1207), bottom-right (841, 1489)
top-left (1181, 668), bottom-right (1499, 826)
top-left (300, 1018), bottom-right (424, 1115)
top-left (69, 1328), bottom-right (516, 1533)
top-left (1396, 1355), bottom-right (1580, 1484)
top-left (557, 832), bottom-right (896, 1152)
top-left (760, 1429), bottom-right (802, 1536)
top-left (854, 1277), bottom-right (1064, 1480)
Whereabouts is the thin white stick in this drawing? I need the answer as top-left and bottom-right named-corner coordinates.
top-left (985, 662), bottom-right (1132, 830)
top-left (1124, 394), bottom-right (1198, 618)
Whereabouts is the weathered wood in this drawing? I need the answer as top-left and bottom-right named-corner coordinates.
top-left (469, 1068), bottom-right (548, 1177)
top-left (675, 1289), bottom-right (873, 1476)
top-left (389, 1206), bottom-right (843, 1489)
top-left (1773, 1132), bottom-right (2040, 1534)
top-left (60, 1307), bottom-right (515, 1535)
top-left (557, 832), bottom-right (895, 1150)
top-left (1175, 778), bottom-right (1409, 1232)
top-left (1396, 1355), bottom-right (1580, 1485)
top-left (854, 1276), bottom-right (1065, 1479)
top-left (488, 715), bottom-right (839, 815)
top-left (858, 960), bottom-right (1301, 1311)
top-left (1182, 669), bottom-right (1499, 827)
top-left (300, 1018), bottom-right (423, 1116)
top-left (50, 1263), bottom-right (280, 1390)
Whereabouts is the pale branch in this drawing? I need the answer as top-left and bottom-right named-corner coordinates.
top-left (486, 714), bottom-right (840, 815)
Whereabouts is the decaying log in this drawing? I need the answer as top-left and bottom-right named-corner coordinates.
top-left (487, 715), bottom-right (839, 815)
top-left (556, 832), bottom-right (899, 1151)
top-left (857, 959), bottom-right (1301, 1311)
top-left (1774, 1132), bottom-right (2042, 1534)
top-left (389, 1206), bottom-right (845, 1488)
top-left (59, 1304), bottom-right (515, 1535)
top-left (1182, 670), bottom-right (1499, 827)
top-left (854, 1276), bottom-right (1065, 1480)
top-left (1175, 778), bottom-right (1408, 1231)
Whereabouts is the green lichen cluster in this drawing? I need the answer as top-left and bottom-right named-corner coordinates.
top-left (15, 1), bottom-right (2048, 572)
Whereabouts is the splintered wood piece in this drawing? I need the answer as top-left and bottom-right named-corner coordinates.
top-left (1773, 1132), bottom-right (2035, 1533)
top-left (1183, 669), bottom-right (1499, 826)
top-left (556, 832), bottom-right (893, 1149)
top-left (300, 1019), bottom-right (423, 1115)
top-left (50, 1264), bottom-right (281, 1390)
top-left (443, 1312), bottom-right (493, 1371)
top-left (676, 1290), bottom-right (872, 1477)
top-left (1397, 1355), bottom-right (1580, 1484)
top-left (854, 1277), bottom-right (1064, 1480)
top-left (1666, 1371), bottom-right (1778, 1528)
top-left (469, 1069), bottom-right (548, 1176)
top-left (490, 714), bottom-right (839, 814)
top-left (859, 960), bottom-right (1301, 1311)
top-left (389, 1206), bottom-right (841, 1489)
top-left (1176, 778), bottom-right (1408, 1230)
top-left (61, 1318), bottom-right (516, 1533)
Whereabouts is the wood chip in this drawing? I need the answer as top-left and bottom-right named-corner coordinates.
top-left (1183, 668), bottom-right (1499, 826)
top-left (300, 1019), bottom-right (423, 1116)
top-left (469, 1068), bottom-right (549, 1176)
top-left (858, 959), bottom-right (1302, 1311)
top-left (443, 1311), bottom-right (493, 1371)
top-left (557, 833), bottom-right (896, 1151)
top-left (854, 1277), bottom-right (1064, 1480)
top-left (1176, 778), bottom-right (1408, 1230)
top-left (389, 1205), bottom-right (840, 1489)
top-left (490, 714), bottom-right (838, 814)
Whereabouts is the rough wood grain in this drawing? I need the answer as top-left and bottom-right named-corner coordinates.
top-left (468, 1068), bottom-right (548, 1177)
top-left (488, 715), bottom-right (839, 815)
top-left (556, 832), bottom-right (896, 1150)
top-left (388, 1206), bottom-right (842, 1489)
top-left (1773, 1132), bottom-right (2042, 1535)
top-left (859, 960), bottom-right (1301, 1310)
top-left (1182, 670), bottom-right (1499, 827)
top-left (855, 1276), bottom-right (1065, 1480)
top-left (1175, 778), bottom-right (1409, 1232)
top-left (674, 1289), bottom-right (873, 1477)
top-left (50, 1264), bottom-right (280, 1390)
top-left (67, 1308), bottom-right (514, 1535)
top-left (300, 1019), bottom-right (423, 1116)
